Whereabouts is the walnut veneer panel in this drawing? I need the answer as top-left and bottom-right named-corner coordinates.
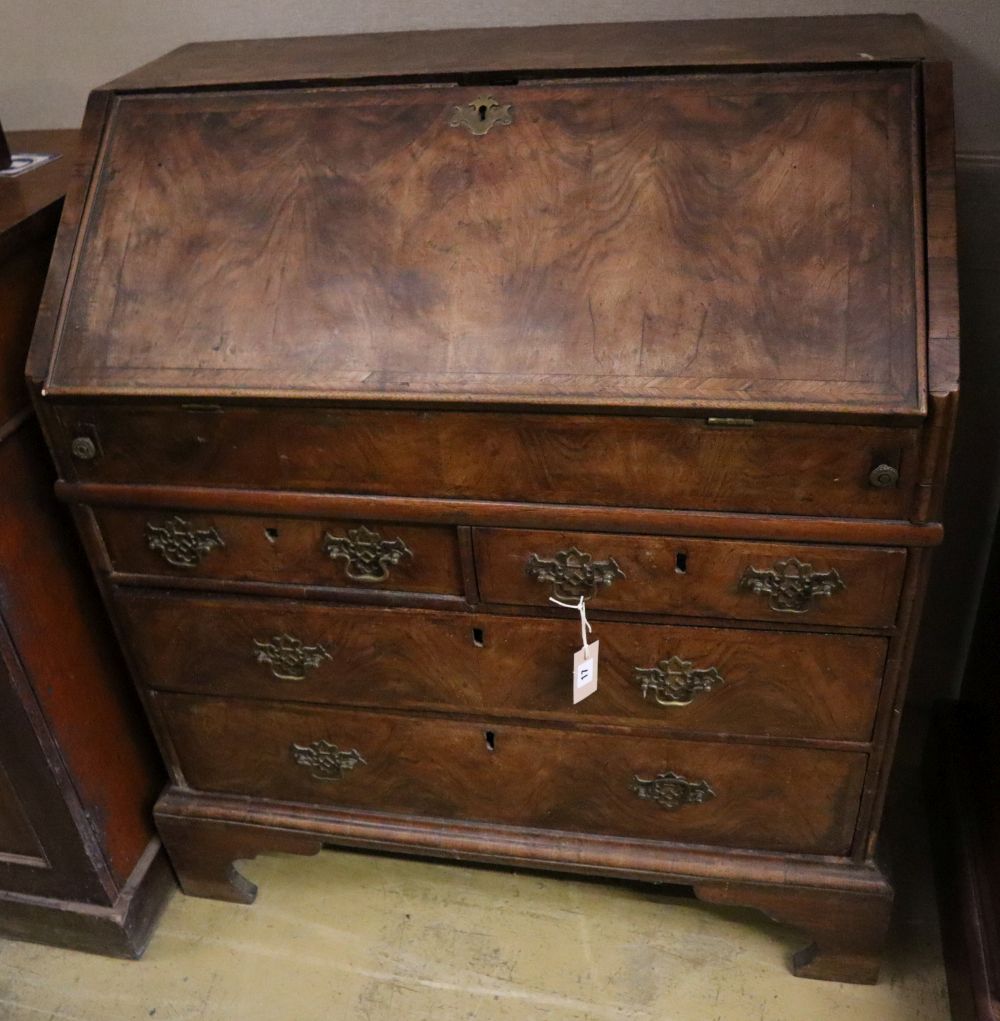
top-left (50, 405), bottom-right (919, 520)
top-left (475, 527), bottom-right (906, 629)
top-left (96, 509), bottom-right (462, 595)
top-left (157, 693), bottom-right (867, 855)
top-left (116, 591), bottom-right (887, 742)
top-left (49, 71), bottom-right (918, 412)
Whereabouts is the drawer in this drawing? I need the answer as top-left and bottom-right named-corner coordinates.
top-left (95, 508), bottom-right (463, 595)
top-left (156, 693), bottom-right (867, 856)
top-left (53, 403), bottom-right (917, 520)
top-left (474, 528), bottom-right (906, 629)
top-left (118, 590), bottom-right (886, 742)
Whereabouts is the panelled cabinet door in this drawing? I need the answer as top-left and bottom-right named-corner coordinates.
top-left (0, 620), bottom-right (108, 903)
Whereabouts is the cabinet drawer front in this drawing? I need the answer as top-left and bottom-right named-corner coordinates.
top-left (475, 528), bottom-right (905, 628)
top-left (120, 591), bottom-right (886, 742)
top-left (157, 694), bottom-right (866, 855)
top-left (95, 508), bottom-right (462, 595)
top-left (54, 404), bottom-right (917, 520)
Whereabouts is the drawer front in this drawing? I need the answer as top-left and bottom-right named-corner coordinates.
top-left (95, 508), bottom-right (463, 595)
top-left (53, 404), bottom-right (917, 520)
top-left (475, 528), bottom-right (905, 628)
top-left (119, 590), bottom-right (886, 742)
top-left (157, 694), bottom-right (867, 855)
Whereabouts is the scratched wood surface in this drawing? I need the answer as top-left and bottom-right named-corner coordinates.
top-left (156, 692), bottom-right (866, 855)
top-left (49, 70), bottom-right (919, 411)
top-left (115, 589), bottom-right (887, 742)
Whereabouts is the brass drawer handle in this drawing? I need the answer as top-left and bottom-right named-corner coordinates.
top-left (145, 515), bottom-right (224, 568)
top-left (738, 556), bottom-right (845, 614)
top-left (290, 740), bottom-right (365, 782)
top-left (526, 546), bottom-right (625, 600)
top-left (322, 525), bottom-right (413, 582)
top-left (449, 95), bottom-right (512, 136)
top-left (253, 634), bottom-right (331, 681)
top-left (631, 771), bottom-right (716, 811)
top-left (634, 655), bottom-right (725, 707)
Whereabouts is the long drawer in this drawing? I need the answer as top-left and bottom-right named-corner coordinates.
top-left (52, 404), bottom-right (916, 519)
top-left (155, 693), bottom-right (867, 855)
top-left (119, 590), bottom-right (886, 742)
top-left (474, 527), bottom-right (906, 628)
top-left (94, 508), bottom-right (463, 595)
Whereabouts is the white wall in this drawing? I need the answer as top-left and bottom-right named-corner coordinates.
top-left (1, 0), bottom-right (998, 152)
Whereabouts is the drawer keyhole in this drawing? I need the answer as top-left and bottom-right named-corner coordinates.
top-left (472, 627), bottom-right (485, 648)
top-left (264, 527), bottom-right (280, 543)
top-left (484, 730), bottom-right (496, 752)
top-left (675, 552), bottom-right (688, 574)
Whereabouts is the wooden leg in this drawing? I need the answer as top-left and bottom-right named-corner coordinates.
top-left (156, 813), bottom-right (322, 904)
top-left (693, 880), bottom-right (893, 984)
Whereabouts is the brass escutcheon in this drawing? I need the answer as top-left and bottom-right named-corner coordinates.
top-left (449, 95), bottom-right (513, 136)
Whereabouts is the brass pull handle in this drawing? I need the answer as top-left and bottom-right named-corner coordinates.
top-left (253, 634), bottom-right (331, 681)
top-left (449, 94), bottom-right (513, 136)
top-left (634, 656), bottom-right (725, 707)
top-left (322, 525), bottom-right (413, 583)
top-left (631, 771), bottom-right (716, 811)
top-left (290, 740), bottom-right (365, 782)
top-left (526, 546), bottom-right (625, 600)
top-left (738, 556), bottom-right (845, 614)
top-left (145, 515), bottom-right (224, 568)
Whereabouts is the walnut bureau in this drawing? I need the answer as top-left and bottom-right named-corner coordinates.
top-left (27, 15), bottom-right (958, 983)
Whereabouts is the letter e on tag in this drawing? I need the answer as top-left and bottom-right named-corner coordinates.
top-left (573, 640), bottom-right (599, 704)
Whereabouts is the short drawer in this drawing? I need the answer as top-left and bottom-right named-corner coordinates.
top-left (156, 693), bottom-right (867, 855)
top-left (119, 590), bottom-right (886, 742)
top-left (94, 508), bottom-right (463, 595)
top-left (53, 403), bottom-right (917, 520)
top-left (474, 527), bottom-right (906, 628)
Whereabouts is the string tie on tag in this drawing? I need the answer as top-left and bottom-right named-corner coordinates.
top-left (549, 595), bottom-right (592, 651)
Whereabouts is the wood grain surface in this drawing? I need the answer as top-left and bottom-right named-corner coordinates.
top-left (49, 71), bottom-right (918, 412)
top-left (155, 692), bottom-right (867, 855)
top-left (115, 589), bottom-right (887, 742)
top-left (95, 508), bottom-right (463, 595)
top-left (474, 526), bottom-right (906, 628)
top-left (50, 403), bottom-right (920, 520)
top-left (102, 16), bottom-right (930, 92)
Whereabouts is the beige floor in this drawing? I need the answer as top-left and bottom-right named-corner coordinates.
top-left (0, 821), bottom-right (950, 1021)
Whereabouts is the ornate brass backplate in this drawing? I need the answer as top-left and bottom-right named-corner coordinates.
top-left (290, 740), bottom-right (366, 781)
top-left (253, 634), bottom-right (332, 681)
top-left (449, 95), bottom-right (513, 136)
top-left (631, 771), bottom-right (716, 811)
top-left (526, 546), bottom-right (625, 600)
top-left (738, 556), bottom-right (845, 613)
top-left (145, 515), bottom-right (224, 568)
top-left (322, 525), bottom-right (413, 582)
top-left (634, 655), bottom-right (725, 707)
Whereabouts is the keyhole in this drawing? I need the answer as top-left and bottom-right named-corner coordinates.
top-left (484, 730), bottom-right (496, 752)
top-left (478, 104), bottom-right (488, 121)
top-left (264, 527), bottom-right (279, 543)
top-left (675, 551), bottom-right (688, 574)
top-left (472, 627), bottom-right (485, 648)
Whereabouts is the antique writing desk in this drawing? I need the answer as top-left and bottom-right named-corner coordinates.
top-left (27, 15), bottom-right (958, 982)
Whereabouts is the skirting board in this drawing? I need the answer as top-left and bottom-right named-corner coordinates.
top-left (0, 837), bottom-right (175, 959)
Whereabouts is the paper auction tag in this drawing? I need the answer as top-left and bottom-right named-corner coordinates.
top-left (573, 639), bottom-right (600, 704)
top-left (550, 595), bottom-right (599, 705)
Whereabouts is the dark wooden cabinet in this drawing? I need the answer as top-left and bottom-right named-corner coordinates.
top-left (0, 130), bottom-right (172, 956)
top-left (27, 16), bottom-right (958, 982)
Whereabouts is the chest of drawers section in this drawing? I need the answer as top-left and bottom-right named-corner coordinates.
top-left (27, 16), bottom-right (958, 985)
